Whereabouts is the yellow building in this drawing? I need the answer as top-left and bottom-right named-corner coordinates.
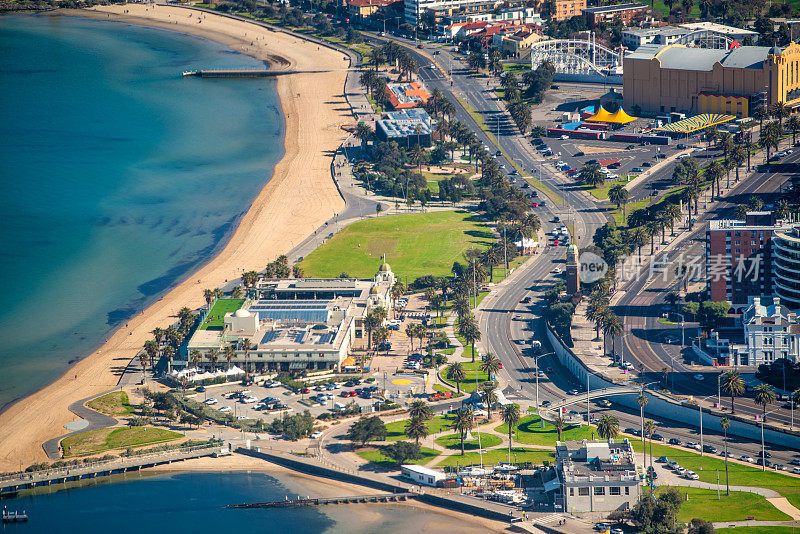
top-left (623, 42), bottom-right (800, 117)
top-left (554, 0), bottom-right (586, 21)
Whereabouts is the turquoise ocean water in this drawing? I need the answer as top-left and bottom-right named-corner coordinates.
top-left (0, 14), bottom-right (284, 409)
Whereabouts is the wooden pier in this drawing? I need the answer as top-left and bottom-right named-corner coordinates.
top-left (226, 492), bottom-right (414, 509)
top-left (0, 443), bottom-right (226, 495)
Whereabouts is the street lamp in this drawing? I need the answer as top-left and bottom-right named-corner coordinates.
top-left (533, 352), bottom-right (555, 428)
top-left (760, 407), bottom-right (780, 472)
top-left (698, 394), bottom-right (715, 456)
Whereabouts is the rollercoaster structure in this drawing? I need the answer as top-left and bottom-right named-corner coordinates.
top-left (530, 32), bottom-right (734, 80)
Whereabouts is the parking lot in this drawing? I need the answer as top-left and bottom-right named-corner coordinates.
top-left (186, 378), bottom-right (393, 423)
top-left (537, 137), bottom-right (682, 180)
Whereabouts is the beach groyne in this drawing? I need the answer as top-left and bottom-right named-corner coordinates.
top-left (235, 448), bottom-right (518, 522)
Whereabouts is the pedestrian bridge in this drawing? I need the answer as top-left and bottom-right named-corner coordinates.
top-left (539, 385), bottom-right (642, 423)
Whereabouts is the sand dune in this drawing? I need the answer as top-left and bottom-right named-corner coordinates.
top-left (0, 4), bottom-right (348, 471)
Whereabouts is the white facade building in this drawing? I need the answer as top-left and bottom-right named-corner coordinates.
top-left (736, 296), bottom-right (800, 366)
top-left (401, 465), bottom-right (446, 486)
top-left (621, 26), bottom-right (691, 50)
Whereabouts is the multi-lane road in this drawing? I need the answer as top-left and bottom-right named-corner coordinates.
top-left (364, 31), bottom-right (799, 460)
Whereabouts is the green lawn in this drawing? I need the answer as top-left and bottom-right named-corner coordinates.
top-left (437, 447), bottom-right (555, 467)
top-left (86, 391), bottom-right (134, 416)
top-left (356, 446), bottom-right (439, 467)
top-left (199, 298), bottom-right (244, 330)
top-left (61, 427), bottom-right (182, 457)
top-left (612, 198), bottom-right (649, 226)
top-left (384, 415), bottom-right (454, 441)
top-left (580, 178), bottom-right (628, 200)
top-left (719, 528), bottom-right (798, 534)
top-left (495, 414), bottom-right (594, 446)
top-left (633, 440), bottom-right (800, 509)
top-left (297, 211), bottom-right (494, 280)
top-left (656, 486), bottom-right (791, 523)
top-left (435, 432), bottom-right (502, 450)
top-left (443, 361), bottom-right (490, 393)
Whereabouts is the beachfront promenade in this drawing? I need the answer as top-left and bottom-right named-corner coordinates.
top-left (0, 442), bottom-right (225, 495)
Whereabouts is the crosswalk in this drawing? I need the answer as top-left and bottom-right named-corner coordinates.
top-left (534, 513), bottom-right (564, 525)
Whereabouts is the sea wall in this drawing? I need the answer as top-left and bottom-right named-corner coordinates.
top-left (546, 323), bottom-right (800, 449)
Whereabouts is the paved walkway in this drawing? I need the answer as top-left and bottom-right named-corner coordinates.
top-left (646, 454), bottom-right (800, 520)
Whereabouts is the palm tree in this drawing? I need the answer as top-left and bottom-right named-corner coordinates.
top-left (580, 164), bottom-right (605, 187)
top-left (753, 384), bottom-right (776, 423)
top-left (453, 408), bottom-right (474, 455)
top-left (608, 184), bottom-right (630, 223)
top-left (364, 311), bottom-right (380, 350)
top-left (138, 352), bottom-right (149, 383)
top-left (586, 299), bottom-right (608, 341)
top-left (553, 414), bottom-right (566, 442)
top-left (596, 414), bottom-right (619, 440)
top-left (644, 419), bottom-right (656, 471)
top-left (788, 114), bottom-right (800, 146)
top-left (203, 288), bottom-right (216, 306)
top-left (447, 362), bottom-right (466, 393)
top-left (405, 416), bottom-right (429, 445)
top-left (760, 121), bottom-right (781, 166)
top-left (720, 370), bottom-right (745, 415)
top-left (771, 101), bottom-right (789, 132)
top-left (602, 312), bottom-right (624, 357)
top-left (458, 313), bottom-right (481, 363)
top-left (409, 400), bottom-right (433, 421)
top-left (480, 353), bottom-right (501, 380)
top-left (189, 349), bottom-right (201, 369)
top-left (730, 146), bottom-right (745, 185)
top-left (720, 417), bottom-right (730, 495)
top-left (405, 323), bottom-right (416, 350)
top-left (753, 105), bottom-right (768, 134)
top-left (481, 383), bottom-right (498, 419)
top-left (207, 348), bottom-right (219, 372)
top-left (501, 404), bottom-right (521, 462)
top-left (637, 392), bottom-right (648, 445)
top-left (705, 160), bottom-right (723, 199)
top-left (241, 338), bottom-right (252, 376)
top-left (223, 345), bottom-right (235, 370)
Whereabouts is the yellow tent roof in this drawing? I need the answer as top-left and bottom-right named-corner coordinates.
top-left (342, 356), bottom-right (356, 366)
top-left (607, 108), bottom-right (637, 124)
top-left (585, 106), bottom-right (613, 122)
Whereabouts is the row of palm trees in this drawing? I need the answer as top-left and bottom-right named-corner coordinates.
top-left (140, 307), bottom-right (198, 379)
top-left (585, 280), bottom-right (624, 358)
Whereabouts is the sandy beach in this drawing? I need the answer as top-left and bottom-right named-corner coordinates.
top-left (0, 3), bottom-right (348, 471)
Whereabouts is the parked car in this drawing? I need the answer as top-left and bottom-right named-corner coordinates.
top-left (651, 433), bottom-right (664, 442)
top-left (703, 445), bottom-right (718, 454)
top-left (310, 431), bottom-right (323, 439)
top-left (219, 406), bottom-right (232, 413)
top-left (204, 398), bottom-right (218, 405)
top-left (657, 456), bottom-right (669, 463)
top-left (541, 400), bottom-right (552, 408)
top-left (668, 438), bottom-right (682, 446)
top-left (740, 455), bottom-right (755, 463)
top-left (632, 167), bottom-right (643, 172)
top-left (684, 470), bottom-right (699, 480)
top-left (693, 374), bottom-right (705, 381)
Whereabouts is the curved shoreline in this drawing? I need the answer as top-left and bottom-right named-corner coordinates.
top-left (0, 3), bottom-right (349, 471)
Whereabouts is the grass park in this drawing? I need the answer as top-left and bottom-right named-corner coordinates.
top-left (718, 528), bottom-right (799, 534)
top-left (657, 486), bottom-right (792, 523)
top-left (61, 427), bottom-right (182, 457)
top-left (297, 211), bottom-right (494, 280)
top-left (435, 432), bottom-right (502, 450)
top-left (442, 361), bottom-right (489, 393)
top-left (629, 438), bottom-right (800, 509)
top-left (384, 414), bottom-right (455, 441)
top-left (86, 391), bottom-right (134, 416)
top-left (199, 298), bottom-right (244, 330)
top-left (495, 413), bottom-right (594, 446)
top-left (437, 447), bottom-right (555, 467)
top-left (356, 446), bottom-right (439, 467)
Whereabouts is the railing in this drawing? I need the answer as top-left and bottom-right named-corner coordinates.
top-left (0, 442), bottom-right (219, 483)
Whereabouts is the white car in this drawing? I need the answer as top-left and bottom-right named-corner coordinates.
top-left (219, 406), bottom-right (232, 413)
top-left (552, 267), bottom-right (562, 273)
top-left (560, 135), bottom-right (569, 140)
top-left (310, 431), bottom-right (323, 439)
top-left (740, 455), bottom-right (755, 463)
top-left (204, 398), bottom-right (218, 406)
top-left (600, 167), bottom-right (610, 174)
top-left (241, 396), bottom-right (258, 403)
top-left (684, 471), bottom-right (700, 480)
top-left (561, 228), bottom-right (569, 235)
top-left (674, 466), bottom-right (686, 475)
top-left (607, 174), bottom-right (619, 180)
